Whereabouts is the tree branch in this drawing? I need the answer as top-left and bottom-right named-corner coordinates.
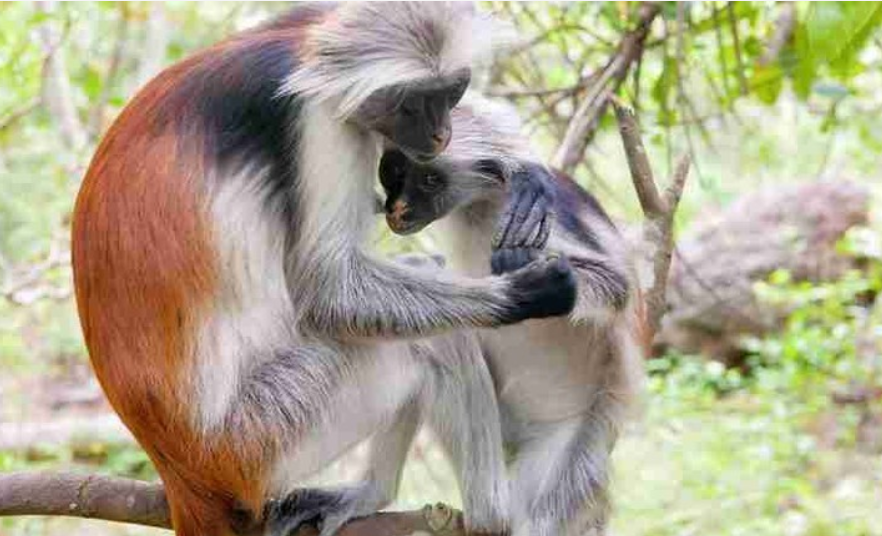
top-left (0, 472), bottom-right (170, 528)
top-left (0, 98), bottom-right (41, 133)
top-left (758, 2), bottom-right (796, 67)
top-left (36, 2), bottom-right (86, 151)
top-left (727, 2), bottom-right (749, 96)
top-left (610, 96), bottom-right (690, 339)
top-left (551, 2), bottom-right (660, 174)
top-left (0, 472), bottom-right (468, 536)
top-left (611, 96), bottom-right (664, 218)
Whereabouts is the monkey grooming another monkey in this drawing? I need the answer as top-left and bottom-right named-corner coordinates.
top-left (72, 5), bottom-right (576, 536)
top-left (380, 97), bottom-right (645, 536)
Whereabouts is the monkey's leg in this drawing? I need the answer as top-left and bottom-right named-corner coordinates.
top-left (306, 400), bottom-right (423, 536)
top-left (509, 412), bottom-right (618, 536)
top-left (418, 333), bottom-right (510, 536)
top-left (225, 342), bottom-right (421, 536)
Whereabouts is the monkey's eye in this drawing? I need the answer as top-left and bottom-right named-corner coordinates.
top-left (422, 173), bottom-right (443, 192)
top-left (400, 95), bottom-right (422, 118)
top-left (401, 104), bottom-right (417, 117)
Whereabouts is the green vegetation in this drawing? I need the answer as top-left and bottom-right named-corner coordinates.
top-left (1, 3), bottom-right (881, 536)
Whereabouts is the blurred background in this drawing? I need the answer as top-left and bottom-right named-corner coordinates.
top-left (1, 2), bottom-right (881, 535)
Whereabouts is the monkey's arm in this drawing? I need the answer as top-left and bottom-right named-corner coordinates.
top-left (298, 251), bottom-right (576, 339)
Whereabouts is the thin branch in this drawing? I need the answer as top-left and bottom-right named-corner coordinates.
top-left (0, 98), bottom-right (40, 133)
top-left (1, 234), bottom-right (71, 306)
top-left (551, 2), bottom-right (661, 174)
top-left (727, 2), bottom-right (749, 95)
top-left (37, 2), bottom-right (86, 150)
top-left (0, 472), bottom-right (468, 536)
top-left (712, 2), bottom-right (732, 103)
top-left (487, 79), bottom-right (591, 99)
top-left (610, 94), bottom-right (664, 218)
top-left (758, 2), bottom-right (796, 67)
top-left (674, 3), bottom-right (709, 181)
top-left (610, 96), bottom-right (690, 338)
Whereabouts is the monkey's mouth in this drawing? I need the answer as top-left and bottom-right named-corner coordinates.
top-left (399, 147), bottom-right (439, 164)
top-left (385, 213), bottom-right (428, 236)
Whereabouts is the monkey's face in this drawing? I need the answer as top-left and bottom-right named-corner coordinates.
top-left (354, 69), bottom-right (471, 161)
top-left (379, 149), bottom-right (501, 236)
top-left (380, 150), bottom-right (453, 235)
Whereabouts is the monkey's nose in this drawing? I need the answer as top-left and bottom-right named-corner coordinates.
top-left (431, 128), bottom-right (451, 154)
top-left (387, 200), bottom-right (411, 229)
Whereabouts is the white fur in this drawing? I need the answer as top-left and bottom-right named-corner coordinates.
top-left (268, 341), bottom-right (422, 495)
top-left (283, 3), bottom-right (498, 118)
top-left (296, 100), bottom-right (378, 259)
top-left (192, 166), bottom-right (295, 433)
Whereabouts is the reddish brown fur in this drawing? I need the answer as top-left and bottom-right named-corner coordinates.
top-left (71, 17), bottom-right (325, 536)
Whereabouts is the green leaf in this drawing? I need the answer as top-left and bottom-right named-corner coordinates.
top-left (792, 22), bottom-right (816, 100)
top-left (750, 63), bottom-right (783, 104)
top-left (803, 2), bottom-right (882, 77)
top-left (651, 55), bottom-right (676, 120)
top-left (82, 65), bottom-right (102, 99)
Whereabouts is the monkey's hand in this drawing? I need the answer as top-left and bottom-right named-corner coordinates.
top-left (491, 163), bottom-right (555, 254)
top-left (499, 254), bottom-right (577, 323)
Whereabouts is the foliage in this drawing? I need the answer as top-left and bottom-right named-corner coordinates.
top-left (1, 3), bottom-right (882, 536)
top-left (745, 227), bottom-right (882, 411)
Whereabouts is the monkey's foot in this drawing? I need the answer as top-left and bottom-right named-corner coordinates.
top-left (266, 485), bottom-right (385, 536)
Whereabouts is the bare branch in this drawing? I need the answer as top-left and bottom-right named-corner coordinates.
top-left (37, 2), bottom-right (86, 150)
top-left (0, 472), bottom-right (468, 536)
top-left (610, 95), bottom-right (664, 218)
top-left (610, 97), bottom-right (691, 339)
top-left (551, 2), bottom-right (661, 174)
top-left (1, 235), bottom-right (71, 306)
top-left (758, 2), bottom-right (796, 67)
top-left (0, 472), bottom-right (170, 528)
top-left (0, 99), bottom-right (41, 133)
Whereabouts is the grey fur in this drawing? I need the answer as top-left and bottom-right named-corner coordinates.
top-left (381, 97), bottom-right (645, 536)
top-left (190, 5), bottom-right (571, 535)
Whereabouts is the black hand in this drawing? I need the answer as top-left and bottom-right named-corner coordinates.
top-left (492, 163), bottom-right (555, 251)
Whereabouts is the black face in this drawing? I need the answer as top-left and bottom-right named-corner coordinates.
top-left (379, 149), bottom-right (455, 235)
top-left (355, 69), bottom-right (470, 161)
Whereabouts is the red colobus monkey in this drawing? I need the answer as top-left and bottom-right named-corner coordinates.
top-left (379, 97), bottom-right (645, 536)
top-left (72, 5), bottom-right (576, 536)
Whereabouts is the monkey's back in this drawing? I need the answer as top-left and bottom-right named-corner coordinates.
top-left (70, 8), bottom-right (331, 535)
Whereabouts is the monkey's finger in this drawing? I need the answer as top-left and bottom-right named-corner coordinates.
top-left (494, 187), bottom-right (540, 249)
top-left (492, 247), bottom-right (539, 275)
top-left (525, 212), bottom-right (551, 249)
top-left (491, 248), bottom-right (511, 275)
top-left (534, 213), bottom-right (552, 248)
top-left (492, 207), bottom-right (515, 248)
top-left (511, 248), bottom-right (532, 269)
top-left (511, 198), bottom-right (550, 247)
